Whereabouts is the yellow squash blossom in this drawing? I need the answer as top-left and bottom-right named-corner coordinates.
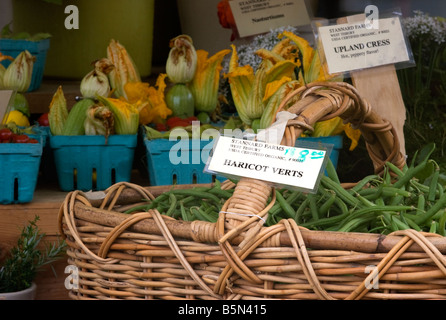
top-left (166, 35), bottom-right (197, 84)
top-left (107, 39), bottom-right (141, 99)
top-left (123, 73), bottom-right (172, 125)
top-left (189, 48), bottom-right (230, 114)
top-left (97, 96), bottom-right (139, 135)
top-left (225, 42), bottom-right (299, 126)
top-left (280, 31), bottom-right (360, 150)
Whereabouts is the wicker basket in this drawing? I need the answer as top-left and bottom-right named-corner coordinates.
top-left (59, 82), bottom-right (446, 300)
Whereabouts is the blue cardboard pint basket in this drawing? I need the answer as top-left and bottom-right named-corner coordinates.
top-left (0, 38), bottom-right (50, 92)
top-left (0, 139), bottom-right (43, 204)
top-left (144, 137), bottom-right (220, 186)
top-left (50, 134), bottom-right (137, 191)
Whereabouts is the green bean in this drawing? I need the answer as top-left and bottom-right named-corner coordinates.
top-left (325, 158), bottom-right (340, 185)
top-left (392, 159), bottom-right (429, 189)
top-left (391, 215), bottom-right (411, 231)
top-left (269, 202), bottom-right (283, 216)
top-left (209, 187), bottom-right (233, 199)
top-left (321, 175), bottom-right (361, 208)
top-left (385, 161), bottom-right (405, 178)
top-left (307, 193), bottom-right (320, 221)
top-left (165, 193), bottom-right (178, 217)
top-left (353, 191), bottom-right (376, 208)
top-left (285, 190), bottom-right (302, 206)
top-left (337, 217), bottom-right (371, 233)
top-left (427, 166), bottom-right (440, 202)
top-left (333, 196), bottom-right (349, 216)
top-left (167, 189), bottom-right (221, 204)
top-left (349, 174), bottom-right (381, 194)
top-left (124, 193), bottom-right (169, 214)
top-left (295, 197), bottom-right (311, 224)
top-left (299, 209), bottom-right (350, 229)
top-left (338, 205), bottom-right (413, 227)
top-left (413, 192), bottom-right (446, 225)
top-left (429, 220), bottom-right (438, 234)
top-left (190, 206), bottom-right (217, 223)
top-left (438, 211), bottom-right (446, 236)
top-left (275, 190), bottom-right (296, 219)
top-left (402, 214), bottom-right (422, 231)
top-left (319, 190), bottom-right (337, 217)
top-left (180, 202), bottom-right (192, 221)
top-left (416, 194), bottom-right (426, 213)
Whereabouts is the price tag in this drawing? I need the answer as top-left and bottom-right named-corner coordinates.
top-left (316, 16), bottom-right (410, 74)
top-left (229, 0), bottom-right (310, 38)
top-left (206, 136), bottom-right (331, 193)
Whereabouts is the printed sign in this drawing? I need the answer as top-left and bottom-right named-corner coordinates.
top-left (207, 136), bottom-right (328, 192)
top-left (0, 90), bottom-right (14, 124)
top-left (229, 0), bottom-right (310, 38)
top-left (317, 16), bottom-right (410, 74)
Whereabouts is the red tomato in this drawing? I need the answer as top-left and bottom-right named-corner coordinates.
top-left (0, 128), bottom-right (13, 142)
top-left (12, 134), bottom-right (30, 143)
top-left (155, 123), bottom-right (168, 132)
top-left (37, 113), bottom-right (49, 126)
top-left (28, 138), bottom-right (39, 144)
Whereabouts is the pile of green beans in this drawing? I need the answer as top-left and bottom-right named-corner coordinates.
top-left (124, 180), bottom-right (234, 223)
top-left (267, 143), bottom-right (446, 236)
top-left (125, 143), bottom-right (446, 236)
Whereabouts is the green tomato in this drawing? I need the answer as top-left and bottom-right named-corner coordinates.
top-left (251, 118), bottom-right (261, 133)
top-left (197, 111), bottom-right (210, 124)
top-left (12, 93), bottom-right (30, 117)
top-left (166, 83), bottom-right (195, 119)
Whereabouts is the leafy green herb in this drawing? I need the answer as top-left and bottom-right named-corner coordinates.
top-left (0, 216), bottom-right (66, 293)
top-left (0, 23), bottom-right (51, 41)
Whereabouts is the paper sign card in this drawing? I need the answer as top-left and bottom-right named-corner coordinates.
top-left (316, 16), bottom-right (410, 74)
top-left (207, 136), bottom-right (329, 192)
top-left (229, 0), bottom-right (310, 38)
top-left (0, 90), bottom-right (14, 124)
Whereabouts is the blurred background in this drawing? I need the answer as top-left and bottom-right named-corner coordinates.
top-left (1, 0), bottom-right (445, 75)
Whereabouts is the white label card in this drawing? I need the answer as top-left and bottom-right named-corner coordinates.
top-left (317, 16), bottom-right (410, 74)
top-left (0, 90), bottom-right (14, 124)
top-left (207, 136), bottom-right (328, 192)
top-left (229, 0), bottom-right (310, 38)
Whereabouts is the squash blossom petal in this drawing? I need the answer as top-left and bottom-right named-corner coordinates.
top-left (260, 79), bottom-right (302, 129)
top-left (0, 53), bottom-right (13, 88)
top-left (3, 50), bottom-right (35, 92)
top-left (280, 31), bottom-right (361, 149)
top-left (107, 39), bottom-right (141, 99)
top-left (263, 76), bottom-right (292, 102)
top-left (189, 48), bottom-right (230, 114)
top-left (80, 59), bottom-right (114, 99)
top-left (225, 44), bottom-right (255, 125)
top-left (225, 42), bottom-right (300, 126)
top-left (123, 73), bottom-right (172, 125)
top-left (166, 35), bottom-right (197, 84)
top-left (97, 96), bottom-right (139, 135)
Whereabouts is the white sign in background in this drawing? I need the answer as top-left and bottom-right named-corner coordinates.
top-left (207, 136), bottom-right (327, 192)
top-left (317, 16), bottom-right (410, 74)
top-left (229, 0), bottom-right (310, 38)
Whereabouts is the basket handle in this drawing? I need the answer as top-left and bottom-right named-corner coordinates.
top-left (273, 81), bottom-right (406, 174)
